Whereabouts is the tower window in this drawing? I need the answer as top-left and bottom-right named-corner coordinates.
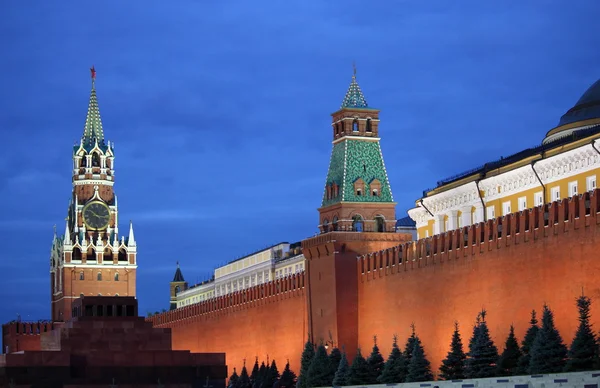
top-left (356, 189), bottom-right (362, 196)
top-left (118, 249), bottom-right (127, 262)
top-left (322, 219), bottom-right (330, 233)
top-left (372, 189), bottom-right (378, 196)
top-left (332, 216), bottom-right (339, 231)
top-left (375, 215), bottom-right (385, 232)
top-left (97, 272), bottom-right (102, 281)
top-left (352, 120), bottom-right (359, 132)
top-left (354, 178), bottom-right (366, 197)
top-left (366, 118), bottom-right (372, 132)
top-left (92, 153), bottom-right (100, 167)
top-left (114, 273), bottom-right (119, 281)
top-left (79, 156), bottom-right (86, 168)
top-left (79, 271), bottom-right (84, 280)
top-left (369, 179), bottom-right (382, 197)
top-left (352, 215), bottom-right (364, 232)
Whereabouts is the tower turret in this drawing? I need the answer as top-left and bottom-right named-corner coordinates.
top-left (170, 262), bottom-right (188, 310)
top-left (50, 68), bottom-right (137, 322)
top-left (319, 66), bottom-right (396, 233)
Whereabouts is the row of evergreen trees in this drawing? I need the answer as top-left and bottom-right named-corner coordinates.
top-left (228, 358), bottom-right (298, 388)
top-left (296, 295), bottom-right (600, 386)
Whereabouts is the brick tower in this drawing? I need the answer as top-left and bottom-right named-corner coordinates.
top-left (170, 262), bottom-right (187, 310)
top-left (302, 68), bottom-right (411, 356)
top-left (50, 67), bottom-right (137, 321)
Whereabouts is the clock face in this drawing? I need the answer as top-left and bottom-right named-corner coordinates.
top-left (82, 201), bottom-right (110, 230)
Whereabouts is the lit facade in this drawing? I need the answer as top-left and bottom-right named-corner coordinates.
top-left (409, 79), bottom-right (600, 239)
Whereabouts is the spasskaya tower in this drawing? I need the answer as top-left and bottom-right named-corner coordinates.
top-left (49, 67), bottom-right (137, 321)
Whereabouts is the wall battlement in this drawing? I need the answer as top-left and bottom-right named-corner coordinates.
top-left (359, 188), bottom-right (600, 280)
top-left (2, 321), bottom-right (63, 353)
top-left (149, 272), bottom-right (305, 327)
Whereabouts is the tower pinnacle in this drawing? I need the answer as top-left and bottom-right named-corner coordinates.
top-left (82, 66), bottom-right (105, 149)
top-left (341, 65), bottom-right (368, 109)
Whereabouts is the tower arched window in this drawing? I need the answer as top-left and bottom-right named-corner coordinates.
top-left (332, 216), bottom-right (339, 231)
top-left (79, 155), bottom-right (86, 168)
top-left (114, 273), bottom-right (119, 281)
top-left (352, 120), bottom-right (359, 132)
top-left (335, 123), bottom-right (339, 136)
top-left (375, 215), bottom-right (385, 233)
top-left (323, 219), bottom-right (330, 233)
top-left (97, 272), bottom-right (102, 281)
top-left (72, 247), bottom-right (82, 261)
top-left (175, 286), bottom-right (181, 295)
top-left (92, 152), bottom-right (100, 167)
top-left (366, 118), bottom-right (372, 132)
top-left (118, 249), bottom-right (127, 262)
top-left (352, 215), bottom-right (364, 232)
top-left (87, 248), bottom-right (96, 262)
top-left (79, 271), bottom-right (84, 280)
top-left (103, 249), bottom-right (112, 262)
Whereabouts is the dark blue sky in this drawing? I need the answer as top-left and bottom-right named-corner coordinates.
top-left (1, 1), bottom-right (599, 321)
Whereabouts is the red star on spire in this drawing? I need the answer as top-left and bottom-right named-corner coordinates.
top-left (90, 66), bottom-right (96, 80)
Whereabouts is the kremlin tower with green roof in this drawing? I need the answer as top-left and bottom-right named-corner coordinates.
top-left (318, 67), bottom-right (397, 233)
top-left (50, 67), bottom-right (138, 322)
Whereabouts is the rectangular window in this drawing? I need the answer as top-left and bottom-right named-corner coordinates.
top-left (518, 197), bottom-right (527, 211)
top-left (551, 186), bottom-right (560, 201)
top-left (502, 201), bottom-right (511, 216)
top-left (587, 175), bottom-right (596, 192)
top-left (486, 206), bottom-right (495, 220)
top-left (534, 191), bottom-right (543, 206)
top-left (569, 181), bottom-right (578, 197)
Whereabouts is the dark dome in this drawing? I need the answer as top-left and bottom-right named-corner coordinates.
top-left (558, 79), bottom-right (600, 127)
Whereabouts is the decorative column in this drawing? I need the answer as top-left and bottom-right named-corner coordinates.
top-left (460, 206), bottom-right (473, 227)
top-left (473, 204), bottom-right (484, 224)
top-left (447, 210), bottom-right (459, 231)
top-left (433, 214), bottom-right (445, 235)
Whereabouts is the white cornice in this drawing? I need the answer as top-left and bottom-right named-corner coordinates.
top-left (73, 179), bottom-right (114, 186)
top-left (63, 263), bottom-right (137, 269)
top-left (333, 136), bottom-right (380, 145)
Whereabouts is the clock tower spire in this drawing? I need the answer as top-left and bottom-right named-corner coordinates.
top-left (50, 68), bottom-right (137, 322)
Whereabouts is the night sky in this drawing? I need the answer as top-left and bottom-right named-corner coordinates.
top-left (1, 1), bottom-right (599, 321)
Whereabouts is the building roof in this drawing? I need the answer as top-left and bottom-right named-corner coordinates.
top-left (172, 262), bottom-right (185, 282)
top-left (558, 78), bottom-right (600, 127)
top-left (341, 70), bottom-right (369, 109)
top-left (423, 123), bottom-right (600, 197)
top-left (226, 242), bottom-right (289, 265)
top-left (396, 216), bottom-right (416, 228)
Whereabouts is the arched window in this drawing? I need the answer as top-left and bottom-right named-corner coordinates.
top-left (332, 216), bottom-right (339, 231)
top-left (352, 215), bottom-right (364, 232)
top-left (352, 120), bottom-right (359, 132)
top-left (92, 152), bottom-right (100, 167)
top-left (97, 272), bottom-right (102, 281)
top-left (79, 155), bottom-right (86, 168)
top-left (175, 286), bottom-right (181, 295)
top-left (103, 249), bottom-right (112, 262)
top-left (79, 271), bottom-right (84, 280)
top-left (366, 118), bottom-right (372, 132)
top-left (375, 215), bottom-right (385, 233)
top-left (87, 248), bottom-right (96, 262)
top-left (323, 219), bottom-right (330, 233)
top-left (335, 123), bottom-right (339, 136)
top-left (118, 249), bottom-right (127, 262)
top-left (114, 273), bottom-right (119, 281)
top-left (72, 247), bottom-right (82, 261)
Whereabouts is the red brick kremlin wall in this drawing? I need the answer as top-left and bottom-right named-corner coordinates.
top-left (357, 190), bottom-right (600, 375)
top-left (149, 273), bottom-right (308, 374)
top-left (149, 190), bottom-right (600, 378)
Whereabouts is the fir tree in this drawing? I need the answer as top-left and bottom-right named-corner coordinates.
top-left (256, 362), bottom-right (267, 388)
top-left (250, 358), bottom-right (260, 388)
top-left (327, 347), bottom-right (342, 385)
top-left (264, 360), bottom-right (280, 388)
top-left (402, 324), bottom-right (418, 372)
top-left (239, 363), bottom-right (252, 388)
top-left (439, 321), bottom-right (467, 380)
top-left (306, 344), bottom-right (331, 388)
top-left (516, 310), bottom-right (539, 375)
top-left (464, 310), bottom-right (499, 379)
top-left (333, 348), bottom-right (350, 387)
top-left (279, 360), bottom-right (297, 388)
top-left (347, 348), bottom-right (371, 386)
top-left (497, 325), bottom-right (522, 376)
top-left (565, 295), bottom-right (600, 372)
top-left (405, 337), bottom-right (433, 382)
top-left (529, 304), bottom-right (568, 374)
top-left (378, 335), bottom-right (408, 383)
top-left (229, 368), bottom-right (240, 388)
top-left (298, 340), bottom-right (315, 388)
top-left (366, 335), bottom-right (385, 383)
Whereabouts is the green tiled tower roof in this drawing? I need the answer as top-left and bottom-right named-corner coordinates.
top-left (81, 66), bottom-right (106, 150)
top-left (322, 139), bottom-right (394, 207)
top-left (341, 68), bottom-right (369, 109)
